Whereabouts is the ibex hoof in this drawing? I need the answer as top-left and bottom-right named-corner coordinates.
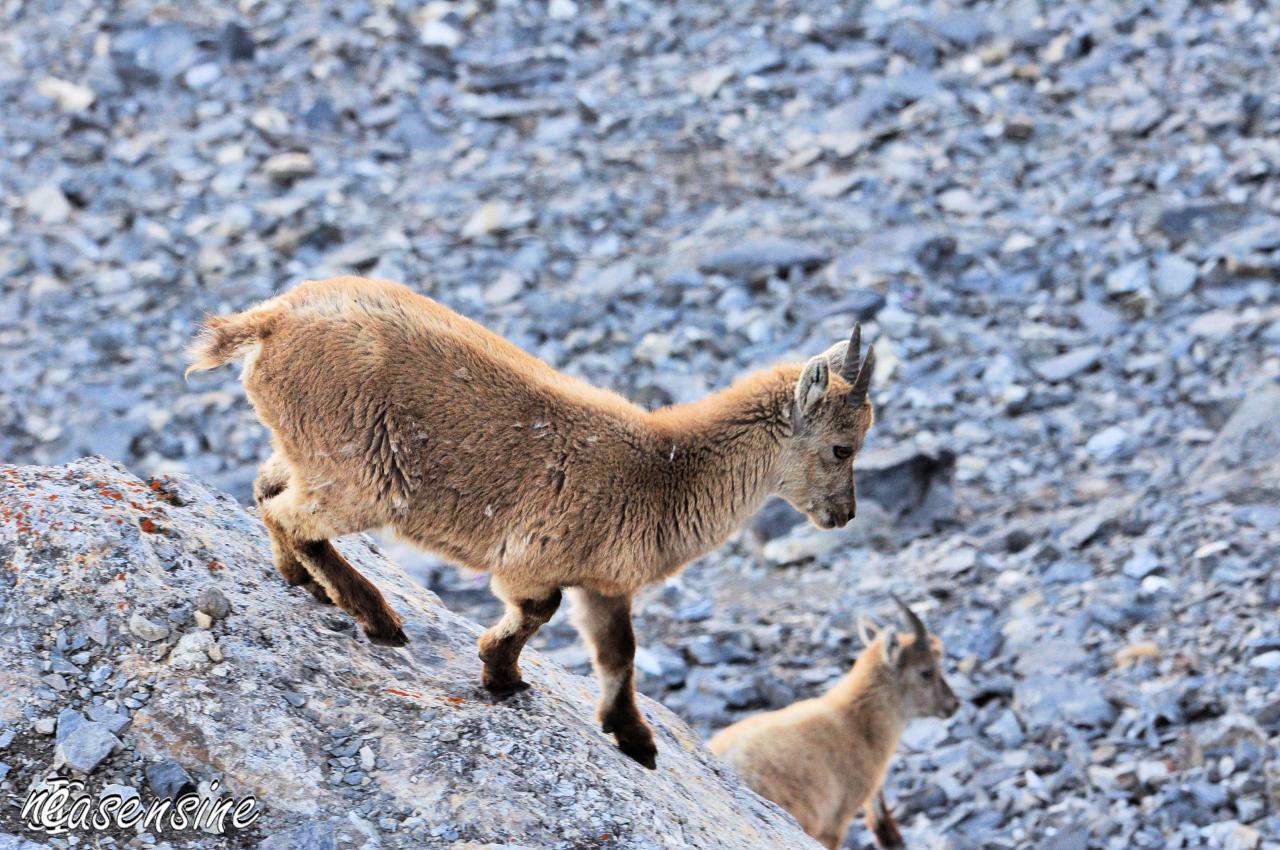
top-left (874, 824), bottom-right (903, 849)
top-left (870, 803), bottom-right (904, 848)
top-left (302, 581), bottom-right (334, 605)
top-left (483, 676), bottom-right (530, 699)
top-left (617, 736), bottom-right (658, 770)
top-left (365, 623), bottom-right (409, 647)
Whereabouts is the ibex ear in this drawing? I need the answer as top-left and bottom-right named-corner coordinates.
top-left (856, 617), bottom-right (879, 648)
top-left (795, 356), bottom-right (830, 418)
top-left (821, 340), bottom-right (850, 375)
top-left (882, 630), bottom-right (902, 667)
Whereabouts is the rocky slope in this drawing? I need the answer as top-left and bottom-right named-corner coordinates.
top-left (0, 457), bottom-right (818, 850)
top-left (2, 0), bottom-right (1280, 847)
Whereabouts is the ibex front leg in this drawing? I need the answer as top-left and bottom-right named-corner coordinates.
top-left (865, 790), bottom-right (904, 848)
top-left (570, 588), bottom-right (657, 769)
top-left (479, 576), bottom-right (562, 697)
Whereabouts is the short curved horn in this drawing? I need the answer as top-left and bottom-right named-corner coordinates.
top-left (850, 346), bottom-right (875, 402)
top-left (840, 324), bottom-right (862, 382)
top-left (889, 593), bottom-right (927, 642)
top-left (843, 322), bottom-right (875, 403)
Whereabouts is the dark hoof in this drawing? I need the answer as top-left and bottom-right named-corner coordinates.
top-left (365, 623), bottom-right (409, 647)
top-left (617, 736), bottom-right (658, 770)
top-left (303, 582), bottom-right (334, 605)
top-left (483, 672), bottom-right (530, 699)
top-left (874, 825), bottom-right (904, 849)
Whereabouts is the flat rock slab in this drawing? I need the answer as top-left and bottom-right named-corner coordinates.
top-left (699, 238), bottom-right (831, 279)
top-left (1031, 346), bottom-right (1103, 383)
top-left (0, 457), bottom-right (816, 850)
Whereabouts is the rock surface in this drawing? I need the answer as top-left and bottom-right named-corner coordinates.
top-left (0, 458), bottom-right (816, 849)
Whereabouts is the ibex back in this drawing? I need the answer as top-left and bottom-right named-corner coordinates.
top-left (188, 276), bottom-right (877, 768)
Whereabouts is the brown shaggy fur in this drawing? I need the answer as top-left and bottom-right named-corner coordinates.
top-left (188, 276), bottom-right (877, 768)
top-left (708, 600), bottom-right (959, 848)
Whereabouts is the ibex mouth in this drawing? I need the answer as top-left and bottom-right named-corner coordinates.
top-left (812, 510), bottom-right (850, 530)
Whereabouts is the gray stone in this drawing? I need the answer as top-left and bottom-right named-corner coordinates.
top-left (55, 721), bottom-right (121, 773)
top-left (100, 783), bottom-right (140, 804)
top-left (129, 613), bottom-right (170, 642)
top-left (196, 587), bottom-right (232, 620)
top-left (1074, 302), bottom-right (1122, 338)
top-left (1032, 346), bottom-right (1103, 382)
top-left (1123, 545), bottom-right (1161, 580)
top-left (1015, 675), bottom-right (1116, 731)
top-left (257, 822), bottom-right (336, 850)
top-left (0, 834), bottom-right (53, 850)
top-left (747, 496), bottom-right (806, 547)
top-left (1086, 425), bottom-right (1129, 462)
top-left (1042, 559), bottom-right (1093, 584)
top-left (110, 24), bottom-right (199, 82)
top-left (219, 22), bottom-right (255, 62)
top-left (699, 239), bottom-right (830, 279)
top-left (144, 758), bottom-right (196, 799)
top-left (1105, 259), bottom-right (1150, 295)
top-left (1192, 384), bottom-right (1280, 492)
top-left (85, 704), bottom-right (130, 734)
top-left (1041, 824), bottom-right (1090, 850)
top-left (24, 184), bottom-right (72, 225)
top-left (55, 708), bottom-right (86, 743)
top-left (854, 445), bottom-right (957, 528)
top-left (263, 152), bottom-right (317, 183)
top-left (984, 709), bottom-right (1024, 748)
top-left (1154, 254), bottom-right (1198, 298)
top-left (183, 62), bottom-right (221, 89)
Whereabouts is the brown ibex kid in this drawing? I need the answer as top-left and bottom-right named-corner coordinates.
top-left (187, 276), bottom-right (877, 769)
top-left (709, 596), bottom-right (959, 848)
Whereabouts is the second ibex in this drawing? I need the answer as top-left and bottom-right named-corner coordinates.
top-left (187, 276), bottom-right (877, 768)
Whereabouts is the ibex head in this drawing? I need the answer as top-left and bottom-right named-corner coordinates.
top-left (776, 324), bottom-right (876, 529)
top-left (858, 595), bottom-right (960, 720)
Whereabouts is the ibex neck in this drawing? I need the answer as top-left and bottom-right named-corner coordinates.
top-left (825, 651), bottom-right (906, 763)
top-left (641, 366), bottom-right (798, 562)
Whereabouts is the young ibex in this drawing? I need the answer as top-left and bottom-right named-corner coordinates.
top-left (709, 596), bottom-right (959, 849)
top-left (187, 276), bottom-right (877, 768)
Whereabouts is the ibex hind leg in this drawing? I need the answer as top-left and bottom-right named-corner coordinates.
top-left (479, 576), bottom-right (562, 697)
top-left (294, 539), bottom-right (407, 646)
top-left (258, 482), bottom-right (407, 647)
top-left (253, 455), bottom-right (331, 604)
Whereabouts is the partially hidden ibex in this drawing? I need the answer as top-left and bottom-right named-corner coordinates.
top-left (709, 596), bottom-right (959, 848)
top-left (187, 276), bottom-right (877, 768)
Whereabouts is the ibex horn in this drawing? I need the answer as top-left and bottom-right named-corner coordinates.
top-left (841, 323), bottom-right (875, 402)
top-left (889, 593), bottom-right (927, 642)
top-left (840, 324), bottom-right (862, 381)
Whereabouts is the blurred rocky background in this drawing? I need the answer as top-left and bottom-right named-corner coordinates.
top-left (1, 0), bottom-right (1278, 847)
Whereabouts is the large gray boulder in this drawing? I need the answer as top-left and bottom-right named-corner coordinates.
top-left (0, 457), bottom-right (816, 849)
top-left (1191, 382), bottom-right (1280, 501)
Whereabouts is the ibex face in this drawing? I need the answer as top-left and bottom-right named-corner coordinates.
top-left (860, 596), bottom-right (961, 720)
top-left (777, 325), bottom-right (876, 530)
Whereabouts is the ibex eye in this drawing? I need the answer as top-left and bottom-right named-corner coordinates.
top-left (921, 669), bottom-right (934, 680)
top-left (833, 445), bottom-right (853, 460)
